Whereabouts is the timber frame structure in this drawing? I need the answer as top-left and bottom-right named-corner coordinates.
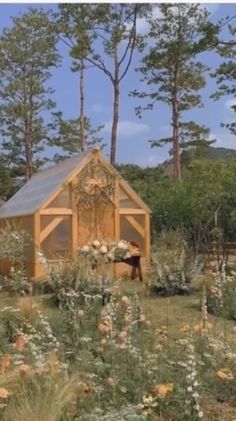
top-left (0, 148), bottom-right (151, 278)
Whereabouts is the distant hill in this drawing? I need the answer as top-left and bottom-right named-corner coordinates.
top-left (161, 147), bottom-right (236, 175)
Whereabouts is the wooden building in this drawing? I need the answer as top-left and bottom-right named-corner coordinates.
top-left (0, 148), bottom-right (151, 278)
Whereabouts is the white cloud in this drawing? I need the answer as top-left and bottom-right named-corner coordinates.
top-left (225, 98), bottom-right (236, 112)
top-left (102, 120), bottom-right (149, 137)
top-left (210, 131), bottom-right (236, 149)
top-left (91, 104), bottom-right (108, 113)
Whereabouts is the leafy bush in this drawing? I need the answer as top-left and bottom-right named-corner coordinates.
top-left (0, 224), bottom-right (32, 296)
top-left (0, 223), bottom-right (32, 268)
top-left (148, 230), bottom-right (202, 296)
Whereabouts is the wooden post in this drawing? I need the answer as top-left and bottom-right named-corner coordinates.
top-left (71, 181), bottom-right (78, 252)
top-left (144, 212), bottom-right (150, 266)
top-left (34, 211), bottom-right (41, 278)
top-left (114, 178), bottom-right (120, 277)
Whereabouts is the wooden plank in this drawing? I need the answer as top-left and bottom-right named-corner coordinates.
top-left (40, 208), bottom-right (72, 215)
top-left (71, 181), bottom-right (78, 251)
top-left (40, 217), bottom-right (63, 243)
top-left (125, 215), bottom-right (145, 238)
top-left (34, 211), bottom-right (41, 278)
top-left (119, 208), bottom-right (146, 215)
top-left (144, 213), bottom-right (150, 263)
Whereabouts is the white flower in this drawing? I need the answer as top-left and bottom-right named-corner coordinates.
top-left (198, 411), bottom-right (203, 418)
top-left (81, 245), bottom-right (90, 253)
top-left (124, 252), bottom-right (132, 259)
top-left (100, 245), bottom-right (108, 254)
top-left (117, 240), bottom-right (129, 250)
top-left (93, 240), bottom-right (100, 248)
top-left (187, 386), bottom-right (193, 392)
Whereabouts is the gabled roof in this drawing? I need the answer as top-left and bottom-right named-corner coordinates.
top-left (0, 147), bottom-right (151, 219)
top-left (0, 150), bottom-right (90, 218)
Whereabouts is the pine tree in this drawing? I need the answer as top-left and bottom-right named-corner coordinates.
top-left (132, 4), bottom-right (215, 180)
top-left (0, 9), bottom-right (60, 180)
top-left (57, 4), bottom-right (148, 165)
top-left (49, 112), bottom-right (104, 162)
top-left (212, 22), bottom-right (236, 135)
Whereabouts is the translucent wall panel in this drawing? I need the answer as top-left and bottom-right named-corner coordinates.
top-left (120, 215), bottom-right (144, 251)
top-left (119, 188), bottom-right (138, 209)
top-left (41, 215), bottom-right (71, 259)
top-left (46, 187), bottom-right (70, 208)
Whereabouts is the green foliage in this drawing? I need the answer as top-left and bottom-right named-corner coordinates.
top-left (0, 224), bottom-right (32, 268)
top-left (49, 112), bottom-right (104, 161)
top-left (0, 8), bottom-right (60, 179)
top-left (119, 158), bottom-right (236, 251)
top-left (212, 22), bottom-right (236, 135)
top-left (132, 3), bottom-right (216, 177)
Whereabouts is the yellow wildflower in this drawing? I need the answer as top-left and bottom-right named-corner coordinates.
top-left (0, 388), bottom-right (10, 399)
top-left (153, 383), bottom-right (174, 398)
top-left (0, 354), bottom-right (11, 373)
top-left (217, 368), bottom-right (234, 381)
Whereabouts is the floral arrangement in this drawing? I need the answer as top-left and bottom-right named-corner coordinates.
top-left (79, 239), bottom-right (140, 264)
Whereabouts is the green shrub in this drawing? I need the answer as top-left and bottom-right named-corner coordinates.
top-left (148, 230), bottom-right (202, 296)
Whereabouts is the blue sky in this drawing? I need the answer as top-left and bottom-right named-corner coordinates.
top-left (0, 3), bottom-right (235, 167)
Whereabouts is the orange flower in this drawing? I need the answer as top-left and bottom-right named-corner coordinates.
top-left (0, 387), bottom-right (10, 399)
top-left (217, 368), bottom-right (234, 381)
top-left (0, 354), bottom-right (11, 373)
top-left (14, 335), bottom-right (25, 351)
top-left (145, 320), bottom-right (151, 326)
top-left (194, 322), bottom-right (213, 333)
top-left (153, 383), bottom-right (174, 398)
top-left (19, 364), bottom-right (31, 376)
top-left (194, 323), bottom-right (203, 333)
top-left (98, 323), bottom-right (109, 334)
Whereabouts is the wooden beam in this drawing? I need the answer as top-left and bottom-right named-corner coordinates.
top-left (40, 208), bottom-right (72, 215)
top-left (125, 215), bottom-right (145, 238)
top-left (40, 217), bottom-right (63, 243)
top-left (119, 208), bottom-right (146, 215)
top-left (71, 181), bottom-right (78, 251)
top-left (34, 211), bottom-right (40, 277)
top-left (144, 213), bottom-right (150, 263)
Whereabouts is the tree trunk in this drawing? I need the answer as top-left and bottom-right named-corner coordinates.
top-left (24, 117), bottom-right (33, 181)
top-left (80, 58), bottom-right (85, 151)
top-left (110, 47), bottom-right (119, 165)
top-left (172, 99), bottom-right (181, 180)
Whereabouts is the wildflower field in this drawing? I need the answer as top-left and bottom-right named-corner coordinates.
top-left (0, 231), bottom-right (236, 420)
